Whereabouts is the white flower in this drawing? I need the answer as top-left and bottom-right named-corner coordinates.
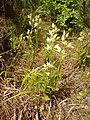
top-left (87, 72), bottom-right (89, 76)
top-left (45, 44), bottom-right (52, 50)
top-left (78, 36), bottom-right (84, 41)
top-left (62, 40), bottom-right (67, 45)
top-left (32, 19), bottom-right (34, 22)
top-left (55, 27), bottom-right (59, 32)
top-left (62, 50), bottom-right (65, 54)
top-left (56, 36), bottom-right (60, 40)
top-left (61, 50), bottom-right (67, 59)
top-left (46, 72), bottom-right (50, 76)
top-left (80, 31), bottom-right (85, 36)
top-left (29, 21), bottom-right (31, 25)
top-left (47, 62), bottom-right (54, 68)
top-left (35, 15), bottom-right (39, 20)
top-left (27, 29), bottom-right (30, 35)
top-left (26, 35), bottom-right (29, 39)
top-left (54, 34), bottom-right (58, 39)
top-left (23, 37), bottom-right (25, 40)
top-left (35, 16), bottom-right (38, 21)
top-left (66, 32), bottom-right (69, 38)
top-left (67, 43), bottom-right (74, 48)
top-left (61, 30), bottom-right (66, 41)
top-left (46, 37), bottom-right (52, 43)
top-left (49, 30), bottom-right (53, 36)
top-left (43, 62), bottom-right (54, 69)
top-left (88, 33), bottom-right (90, 36)
top-left (54, 44), bottom-right (61, 52)
top-left (27, 14), bottom-right (32, 19)
top-left (39, 18), bottom-right (42, 23)
top-left (34, 22), bottom-right (38, 27)
top-left (34, 29), bottom-right (37, 32)
top-left (52, 23), bottom-right (56, 28)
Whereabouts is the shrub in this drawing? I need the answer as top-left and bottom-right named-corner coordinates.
top-left (37, 0), bottom-right (83, 31)
top-left (75, 30), bottom-right (90, 69)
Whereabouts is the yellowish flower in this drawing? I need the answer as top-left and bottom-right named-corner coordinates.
top-left (54, 44), bottom-right (61, 52)
top-left (46, 37), bottom-right (52, 43)
top-left (62, 50), bottom-right (65, 55)
top-left (34, 22), bottom-right (38, 27)
top-left (29, 21), bottom-right (31, 25)
top-left (66, 32), bottom-right (69, 38)
top-left (27, 29), bottom-right (30, 35)
top-left (46, 72), bottom-right (50, 76)
top-left (45, 44), bottom-right (52, 50)
top-left (52, 23), bottom-right (56, 29)
top-left (49, 30), bottom-right (53, 36)
top-left (54, 34), bottom-right (58, 39)
top-left (43, 62), bottom-right (54, 69)
top-left (67, 43), bottom-right (74, 48)
top-left (27, 14), bottom-right (32, 19)
top-left (61, 30), bottom-right (66, 41)
top-left (62, 40), bottom-right (67, 45)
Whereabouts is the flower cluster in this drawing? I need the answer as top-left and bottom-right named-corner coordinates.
top-left (26, 14), bottom-right (42, 48)
top-left (27, 14), bottom-right (42, 29)
top-left (61, 30), bottom-right (74, 49)
top-left (78, 31), bottom-right (86, 41)
top-left (45, 23), bottom-right (60, 52)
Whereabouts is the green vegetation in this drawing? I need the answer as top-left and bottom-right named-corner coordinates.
top-left (0, 0), bottom-right (90, 119)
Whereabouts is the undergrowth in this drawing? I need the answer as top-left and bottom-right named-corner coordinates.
top-left (0, 12), bottom-right (90, 120)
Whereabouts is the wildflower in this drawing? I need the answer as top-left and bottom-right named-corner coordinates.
top-left (35, 15), bottom-right (39, 20)
top-left (43, 62), bottom-right (54, 69)
top-left (49, 30), bottom-right (53, 36)
top-left (52, 23), bottom-right (56, 29)
top-left (39, 26), bottom-right (41, 29)
top-left (54, 34), bottom-right (58, 39)
top-left (35, 15), bottom-right (39, 21)
top-left (66, 32), bottom-right (69, 38)
top-left (62, 50), bottom-right (65, 55)
top-left (78, 37), bottom-right (84, 41)
top-left (39, 18), bottom-right (42, 23)
top-left (55, 27), bottom-right (59, 32)
top-left (67, 43), bottom-right (74, 49)
top-left (34, 22), bottom-right (38, 27)
top-left (29, 21), bottom-right (31, 25)
top-left (34, 29), bottom-right (37, 32)
top-left (62, 40), bottom-right (67, 45)
top-left (45, 44), bottom-right (52, 50)
top-left (56, 36), bottom-right (60, 40)
top-left (46, 37), bottom-right (52, 43)
top-left (61, 30), bottom-right (65, 41)
top-left (27, 14), bottom-right (32, 19)
top-left (61, 50), bottom-right (67, 60)
top-left (80, 31), bottom-right (85, 37)
top-left (88, 33), bottom-right (90, 36)
top-left (54, 44), bottom-right (61, 52)
top-left (26, 35), bottom-right (29, 39)
top-left (32, 19), bottom-right (34, 22)
top-left (27, 29), bottom-right (30, 35)
top-left (23, 37), bottom-right (25, 40)
top-left (87, 72), bottom-right (90, 76)
top-left (46, 72), bottom-right (50, 76)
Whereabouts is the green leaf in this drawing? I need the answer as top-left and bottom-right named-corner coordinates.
top-left (40, 105), bottom-right (44, 112)
top-left (43, 94), bottom-right (50, 101)
top-left (21, 74), bottom-right (29, 88)
top-left (5, 91), bottom-right (30, 101)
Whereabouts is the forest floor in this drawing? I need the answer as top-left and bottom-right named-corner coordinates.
top-left (0, 17), bottom-right (90, 120)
